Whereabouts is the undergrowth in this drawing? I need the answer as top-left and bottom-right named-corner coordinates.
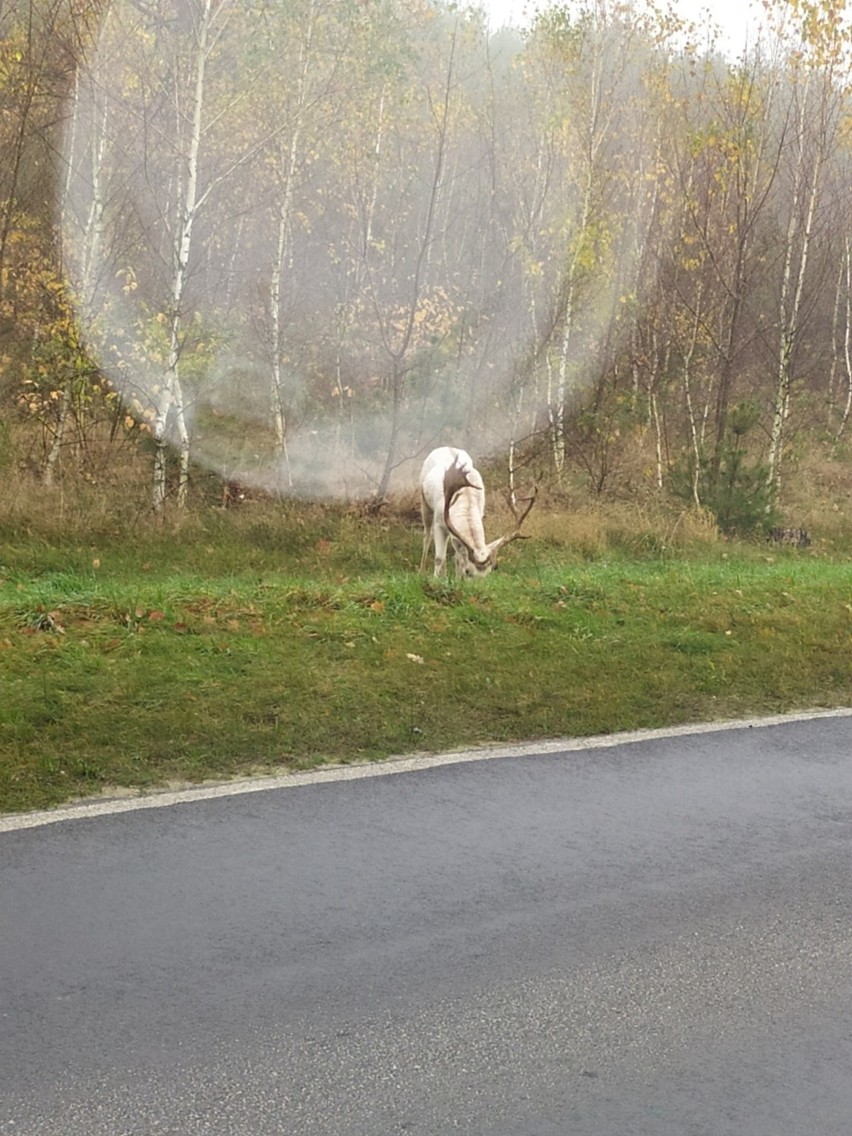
top-left (2, 495), bottom-right (851, 814)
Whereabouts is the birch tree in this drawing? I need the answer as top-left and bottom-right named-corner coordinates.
top-left (766, 0), bottom-right (850, 495)
top-left (151, 0), bottom-right (232, 510)
top-left (66, 0), bottom-right (288, 510)
top-left (673, 45), bottom-right (782, 499)
top-left (321, 6), bottom-right (483, 499)
top-left (258, 0), bottom-right (350, 485)
top-left (830, 235), bottom-right (852, 446)
top-left (524, 0), bottom-right (655, 476)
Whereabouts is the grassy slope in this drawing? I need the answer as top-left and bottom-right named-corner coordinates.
top-left (1, 505), bottom-right (851, 814)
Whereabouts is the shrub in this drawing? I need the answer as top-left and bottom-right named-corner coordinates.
top-left (672, 403), bottom-right (780, 538)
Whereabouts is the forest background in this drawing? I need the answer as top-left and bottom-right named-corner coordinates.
top-left (3, 0), bottom-right (852, 531)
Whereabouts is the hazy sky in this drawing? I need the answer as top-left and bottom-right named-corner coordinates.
top-left (480, 0), bottom-right (767, 52)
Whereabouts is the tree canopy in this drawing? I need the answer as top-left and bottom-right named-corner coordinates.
top-left (2, 0), bottom-right (852, 531)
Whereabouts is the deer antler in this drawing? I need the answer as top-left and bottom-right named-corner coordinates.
top-left (499, 485), bottom-right (538, 544)
top-left (442, 458), bottom-right (478, 554)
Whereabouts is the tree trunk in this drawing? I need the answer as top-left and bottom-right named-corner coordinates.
top-left (832, 238), bottom-right (852, 449)
top-left (767, 73), bottom-right (822, 497)
top-left (154, 0), bottom-right (217, 512)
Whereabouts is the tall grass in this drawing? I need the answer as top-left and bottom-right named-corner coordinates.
top-left (2, 486), bottom-right (851, 814)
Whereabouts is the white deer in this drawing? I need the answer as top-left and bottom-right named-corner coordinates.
top-left (419, 446), bottom-right (536, 578)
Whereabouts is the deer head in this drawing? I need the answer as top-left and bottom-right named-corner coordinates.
top-left (441, 457), bottom-right (536, 577)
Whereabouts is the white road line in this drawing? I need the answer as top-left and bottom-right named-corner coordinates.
top-left (2, 707), bottom-right (851, 833)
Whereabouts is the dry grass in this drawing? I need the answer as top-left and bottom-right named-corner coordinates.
top-left (778, 449), bottom-right (852, 551)
top-left (524, 495), bottom-right (721, 560)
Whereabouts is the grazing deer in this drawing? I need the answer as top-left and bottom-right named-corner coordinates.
top-left (419, 446), bottom-right (536, 577)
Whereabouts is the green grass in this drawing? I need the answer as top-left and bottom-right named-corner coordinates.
top-left (2, 503), bottom-right (851, 814)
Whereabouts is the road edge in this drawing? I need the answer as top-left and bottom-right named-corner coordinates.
top-left (3, 706), bottom-right (851, 832)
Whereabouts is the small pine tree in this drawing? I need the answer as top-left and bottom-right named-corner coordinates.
top-left (672, 402), bottom-right (780, 537)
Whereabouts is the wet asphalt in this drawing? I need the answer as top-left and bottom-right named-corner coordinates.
top-left (2, 712), bottom-right (852, 1134)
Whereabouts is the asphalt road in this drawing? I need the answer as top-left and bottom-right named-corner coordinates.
top-left (2, 711), bottom-right (852, 1135)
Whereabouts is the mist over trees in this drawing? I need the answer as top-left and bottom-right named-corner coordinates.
top-left (2, 0), bottom-right (852, 533)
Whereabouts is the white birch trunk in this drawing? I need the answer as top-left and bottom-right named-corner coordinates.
top-left (681, 291), bottom-right (705, 507)
top-left (268, 2), bottom-right (317, 487)
top-left (767, 72), bottom-right (823, 496)
top-left (154, 0), bottom-right (220, 512)
top-left (42, 383), bottom-right (72, 487)
top-left (269, 201), bottom-right (293, 487)
top-left (833, 237), bottom-right (852, 447)
top-left (552, 153), bottom-right (593, 476)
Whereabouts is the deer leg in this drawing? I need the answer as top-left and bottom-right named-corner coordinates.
top-left (420, 499), bottom-right (434, 573)
top-left (432, 524), bottom-right (449, 576)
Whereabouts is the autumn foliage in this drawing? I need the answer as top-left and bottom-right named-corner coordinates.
top-left (2, 0), bottom-right (852, 534)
